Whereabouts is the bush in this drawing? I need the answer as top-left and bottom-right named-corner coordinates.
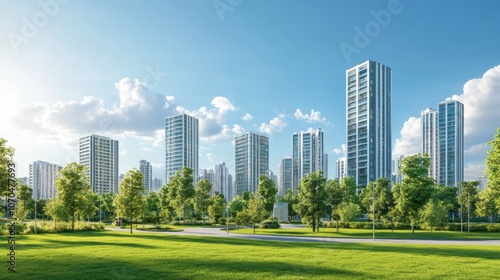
top-left (260, 218), bottom-right (280, 229)
top-left (487, 223), bottom-right (500, 232)
top-left (218, 217), bottom-right (227, 225)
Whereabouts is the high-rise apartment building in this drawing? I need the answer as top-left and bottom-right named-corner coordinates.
top-left (165, 113), bottom-right (199, 183)
top-left (29, 161), bottom-right (62, 199)
top-left (292, 129), bottom-right (325, 191)
top-left (346, 60), bottom-right (392, 188)
top-left (214, 162), bottom-right (230, 201)
top-left (422, 108), bottom-right (439, 180)
top-left (235, 132), bottom-right (269, 195)
top-left (422, 99), bottom-right (464, 187)
top-left (279, 157), bottom-right (293, 196)
top-left (139, 160), bottom-right (153, 193)
top-left (335, 156), bottom-right (346, 181)
top-left (152, 178), bottom-right (163, 191)
top-left (79, 134), bottom-right (119, 194)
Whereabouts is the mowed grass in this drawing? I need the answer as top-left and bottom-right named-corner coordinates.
top-left (4, 230), bottom-right (500, 280)
top-left (231, 227), bottom-right (500, 240)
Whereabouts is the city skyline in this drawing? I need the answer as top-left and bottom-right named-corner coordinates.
top-left (2, 1), bottom-right (500, 183)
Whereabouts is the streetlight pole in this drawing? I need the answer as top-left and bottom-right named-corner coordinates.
top-left (226, 201), bottom-right (229, 234)
top-left (467, 192), bottom-right (470, 234)
top-left (372, 183), bottom-right (375, 241)
top-left (34, 197), bottom-right (37, 235)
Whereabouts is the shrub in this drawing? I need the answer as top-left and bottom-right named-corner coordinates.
top-left (218, 217), bottom-right (227, 225)
top-left (260, 218), bottom-right (280, 229)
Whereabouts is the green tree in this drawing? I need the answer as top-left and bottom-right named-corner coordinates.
top-left (485, 128), bottom-right (500, 207)
top-left (79, 192), bottom-right (98, 222)
top-left (208, 192), bottom-right (225, 223)
top-left (283, 189), bottom-right (298, 220)
top-left (229, 195), bottom-right (247, 218)
top-left (144, 192), bottom-right (161, 225)
top-left (194, 179), bottom-right (212, 223)
top-left (326, 178), bottom-right (343, 232)
top-left (167, 167), bottom-right (195, 224)
top-left (294, 171), bottom-right (327, 232)
top-left (257, 175), bottom-right (278, 215)
top-left (245, 193), bottom-right (265, 234)
top-left (360, 178), bottom-right (394, 223)
top-left (434, 184), bottom-right (459, 220)
top-left (458, 180), bottom-right (480, 232)
top-left (158, 184), bottom-right (175, 223)
top-left (337, 202), bottom-right (361, 224)
top-left (476, 188), bottom-right (497, 223)
top-left (419, 199), bottom-right (448, 233)
top-left (55, 162), bottom-right (94, 231)
top-left (340, 176), bottom-right (359, 204)
top-left (14, 184), bottom-right (34, 221)
top-left (44, 198), bottom-right (69, 231)
top-left (114, 169), bottom-right (145, 234)
top-left (34, 199), bottom-right (48, 220)
top-left (393, 154), bottom-right (435, 233)
top-left (0, 138), bottom-right (15, 195)
top-left (100, 192), bottom-right (117, 221)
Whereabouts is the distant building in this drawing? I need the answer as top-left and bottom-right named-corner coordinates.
top-left (79, 134), bottom-right (119, 194)
top-left (292, 129), bottom-right (325, 191)
top-left (29, 161), bottom-right (62, 199)
top-left (152, 178), bottom-right (163, 191)
top-left (346, 61), bottom-right (392, 188)
top-left (199, 169), bottom-right (216, 195)
top-left (227, 174), bottom-right (234, 201)
top-left (235, 132), bottom-right (269, 195)
top-left (165, 113), bottom-right (199, 184)
top-left (279, 158), bottom-right (293, 196)
top-left (335, 157), bottom-right (346, 181)
top-left (18, 177), bottom-right (29, 185)
top-left (214, 162), bottom-right (230, 200)
top-left (139, 160), bottom-right (153, 193)
top-left (421, 99), bottom-right (464, 187)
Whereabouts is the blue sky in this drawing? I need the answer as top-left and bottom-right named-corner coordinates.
top-left (1, 0), bottom-right (500, 182)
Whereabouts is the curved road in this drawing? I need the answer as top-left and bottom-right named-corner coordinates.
top-left (107, 226), bottom-right (500, 246)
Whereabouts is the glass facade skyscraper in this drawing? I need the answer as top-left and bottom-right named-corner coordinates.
top-left (235, 132), bottom-right (269, 195)
top-left (165, 114), bottom-right (199, 184)
top-left (346, 60), bottom-right (392, 188)
top-left (292, 129), bottom-right (325, 191)
top-left (421, 99), bottom-right (464, 187)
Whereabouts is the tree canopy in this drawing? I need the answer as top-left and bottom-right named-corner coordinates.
top-left (257, 175), bottom-right (278, 215)
top-left (0, 138), bottom-right (15, 195)
top-left (114, 169), bottom-right (145, 234)
top-left (293, 171), bottom-right (327, 232)
top-left (55, 162), bottom-right (94, 231)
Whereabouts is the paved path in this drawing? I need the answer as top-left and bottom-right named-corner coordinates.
top-left (107, 227), bottom-right (500, 246)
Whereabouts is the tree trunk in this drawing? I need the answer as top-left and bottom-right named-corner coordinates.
top-left (317, 217), bottom-right (321, 232)
top-left (253, 223), bottom-right (256, 234)
top-left (130, 209), bottom-right (133, 234)
top-left (312, 217), bottom-right (316, 232)
top-left (183, 206), bottom-right (186, 225)
top-left (72, 216), bottom-right (75, 231)
top-left (336, 219), bottom-right (339, 232)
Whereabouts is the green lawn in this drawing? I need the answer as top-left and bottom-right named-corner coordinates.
top-left (230, 227), bottom-right (500, 240)
top-left (3, 230), bottom-right (500, 279)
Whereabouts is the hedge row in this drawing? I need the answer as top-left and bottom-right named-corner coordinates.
top-left (322, 221), bottom-right (500, 232)
top-left (0, 221), bottom-right (105, 234)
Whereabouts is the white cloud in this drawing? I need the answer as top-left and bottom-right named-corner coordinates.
top-left (10, 77), bottom-right (177, 148)
top-left (392, 65), bottom-right (500, 178)
top-left (393, 117), bottom-right (422, 158)
top-left (464, 163), bottom-right (486, 180)
top-left (294, 108), bottom-right (329, 124)
top-left (177, 96), bottom-right (241, 142)
top-left (452, 65), bottom-right (500, 146)
top-left (241, 113), bottom-right (253, 121)
top-left (259, 116), bottom-right (287, 134)
top-left (333, 144), bottom-right (347, 156)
